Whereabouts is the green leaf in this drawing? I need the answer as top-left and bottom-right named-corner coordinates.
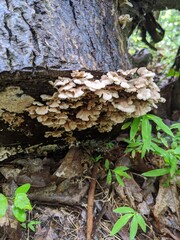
top-left (93, 155), bottom-right (102, 162)
top-left (169, 156), bottom-right (178, 177)
top-left (130, 216), bottom-right (138, 240)
top-left (27, 221), bottom-right (41, 232)
top-left (130, 118), bottom-right (141, 140)
top-left (105, 159), bottom-right (110, 170)
top-left (15, 183), bottom-right (31, 196)
top-left (174, 147), bottom-right (180, 154)
top-left (28, 223), bottom-right (35, 232)
top-left (141, 116), bottom-right (151, 151)
top-left (121, 122), bottom-right (131, 130)
top-left (21, 223), bottom-right (27, 229)
top-left (166, 69), bottom-right (180, 77)
top-left (142, 168), bottom-right (170, 177)
top-left (113, 169), bottom-right (131, 179)
top-left (151, 142), bottom-right (167, 157)
top-left (29, 220), bottom-right (41, 225)
top-left (110, 214), bottom-right (134, 236)
top-left (106, 170), bottom-right (112, 185)
top-left (114, 166), bottom-right (129, 172)
top-left (106, 142), bottom-right (115, 149)
top-left (136, 213), bottom-right (146, 232)
top-left (141, 144), bottom-right (148, 158)
top-left (14, 193), bottom-right (32, 210)
top-left (160, 137), bottom-right (169, 148)
top-left (147, 114), bottom-right (174, 137)
top-left (115, 174), bottom-right (124, 186)
top-left (114, 207), bottom-right (135, 214)
top-left (127, 142), bottom-right (142, 147)
top-left (170, 123), bottom-right (180, 130)
top-left (0, 194), bottom-right (8, 218)
top-left (12, 206), bottom-right (26, 222)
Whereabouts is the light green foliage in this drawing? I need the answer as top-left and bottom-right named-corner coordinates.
top-left (92, 155), bottom-right (103, 162)
top-left (143, 122), bottom-right (180, 181)
top-left (170, 123), bottom-right (180, 149)
top-left (0, 194), bottom-right (8, 218)
top-left (166, 69), bottom-right (180, 78)
top-left (110, 207), bottom-right (146, 239)
top-left (0, 183), bottom-right (32, 223)
top-left (21, 220), bottom-right (41, 232)
top-left (106, 141), bottom-right (115, 149)
top-left (122, 114), bottom-right (174, 158)
top-left (129, 10), bottom-right (180, 69)
top-left (12, 206), bottom-right (27, 222)
top-left (122, 114), bottom-right (180, 182)
top-left (105, 159), bottom-right (131, 186)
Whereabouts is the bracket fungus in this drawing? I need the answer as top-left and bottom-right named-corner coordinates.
top-left (27, 67), bottom-right (165, 138)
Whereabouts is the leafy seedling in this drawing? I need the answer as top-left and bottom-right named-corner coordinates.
top-left (110, 207), bottom-right (147, 240)
top-left (21, 220), bottom-right (41, 232)
top-left (92, 155), bottom-right (103, 163)
top-left (0, 183), bottom-right (32, 223)
top-left (105, 159), bottom-right (131, 186)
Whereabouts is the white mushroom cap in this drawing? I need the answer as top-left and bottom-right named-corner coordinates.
top-left (35, 106), bottom-right (49, 115)
top-left (112, 100), bottom-right (136, 113)
top-left (137, 88), bottom-right (152, 100)
top-left (84, 80), bottom-right (105, 91)
top-left (137, 67), bottom-right (155, 78)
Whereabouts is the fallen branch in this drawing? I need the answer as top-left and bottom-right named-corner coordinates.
top-left (87, 164), bottom-right (98, 240)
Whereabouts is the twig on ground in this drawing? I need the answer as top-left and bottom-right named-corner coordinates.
top-left (87, 164), bottom-right (98, 240)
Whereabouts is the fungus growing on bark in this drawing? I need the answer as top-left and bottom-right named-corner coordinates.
top-left (27, 68), bottom-right (165, 138)
top-left (118, 14), bottom-right (133, 29)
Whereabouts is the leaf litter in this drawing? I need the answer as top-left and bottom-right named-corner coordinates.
top-left (0, 140), bottom-right (180, 240)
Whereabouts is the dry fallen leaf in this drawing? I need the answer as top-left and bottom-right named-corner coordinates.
top-left (153, 177), bottom-right (180, 230)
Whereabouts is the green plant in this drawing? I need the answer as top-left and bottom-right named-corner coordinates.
top-left (92, 154), bottom-right (103, 162)
top-left (105, 159), bottom-right (131, 186)
top-left (142, 122), bottom-right (180, 182)
top-left (110, 207), bottom-right (147, 240)
top-left (106, 141), bottom-right (115, 149)
top-left (142, 144), bottom-right (180, 181)
top-left (122, 114), bottom-right (180, 183)
top-left (170, 123), bottom-right (180, 149)
top-left (21, 220), bottom-right (41, 232)
top-left (129, 9), bottom-right (179, 69)
top-left (122, 114), bottom-right (174, 158)
top-left (0, 183), bottom-right (32, 222)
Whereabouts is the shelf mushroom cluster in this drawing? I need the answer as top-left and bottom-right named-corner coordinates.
top-left (27, 67), bottom-right (165, 137)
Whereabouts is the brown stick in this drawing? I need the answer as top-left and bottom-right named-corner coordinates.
top-left (87, 164), bottom-right (98, 240)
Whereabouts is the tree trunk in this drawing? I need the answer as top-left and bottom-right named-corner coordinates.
top-left (0, 0), bottom-right (131, 148)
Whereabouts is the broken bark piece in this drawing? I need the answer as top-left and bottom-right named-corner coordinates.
top-left (54, 147), bottom-right (83, 179)
top-left (28, 181), bottom-right (89, 206)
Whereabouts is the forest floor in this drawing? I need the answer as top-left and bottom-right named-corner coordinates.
top-left (0, 132), bottom-right (180, 240)
top-left (0, 57), bottom-right (180, 239)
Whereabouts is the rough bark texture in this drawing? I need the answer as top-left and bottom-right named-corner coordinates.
top-left (0, 0), bottom-right (131, 147)
top-left (0, 0), bottom-right (130, 72)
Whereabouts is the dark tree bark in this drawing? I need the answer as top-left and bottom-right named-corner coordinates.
top-left (171, 47), bottom-right (180, 112)
top-left (0, 0), bottom-right (131, 147)
top-left (0, 0), bottom-right (179, 148)
top-left (0, 0), bottom-right (130, 72)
